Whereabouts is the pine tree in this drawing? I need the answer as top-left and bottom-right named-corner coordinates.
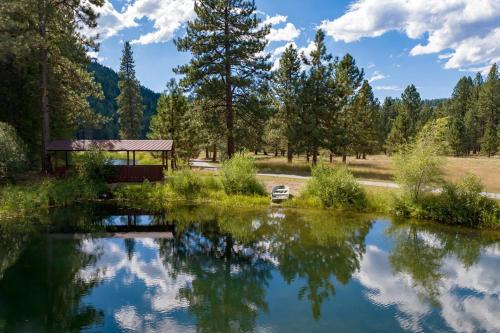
top-left (351, 81), bottom-right (380, 158)
top-left (464, 73), bottom-right (483, 154)
top-left (0, 0), bottom-right (104, 170)
top-left (273, 44), bottom-right (302, 163)
top-left (148, 79), bottom-right (203, 162)
top-left (175, 0), bottom-right (270, 158)
top-left (449, 76), bottom-right (473, 156)
top-left (334, 53), bottom-right (364, 162)
top-left (301, 29), bottom-right (335, 165)
top-left (478, 64), bottom-right (499, 157)
top-left (117, 42), bottom-right (144, 139)
top-left (386, 85), bottom-right (422, 152)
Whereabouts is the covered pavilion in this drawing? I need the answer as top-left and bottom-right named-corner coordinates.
top-left (47, 140), bottom-right (174, 182)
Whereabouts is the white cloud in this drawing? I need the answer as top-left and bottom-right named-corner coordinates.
top-left (368, 70), bottom-right (387, 83)
top-left (263, 15), bottom-right (287, 26)
top-left (356, 242), bottom-right (500, 333)
top-left (268, 23), bottom-right (301, 42)
top-left (263, 14), bottom-right (301, 43)
top-left (92, 0), bottom-right (195, 45)
top-left (319, 0), bottom-right (500, 72)
top-left (373, 85), bottom-right (402, 91)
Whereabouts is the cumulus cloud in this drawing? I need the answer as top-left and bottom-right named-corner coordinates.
top-left (263, 14), bottom-right (301, 43)
top-left (368, 70), bottom-right (387, 83)
top-left (92, 0), bottom-right (195, 45)
top-left (319, 0), bottom-right (500, 72)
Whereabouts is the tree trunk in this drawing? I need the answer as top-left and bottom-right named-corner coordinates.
top-left (274, 149), bottom-right (278, 157)
top-left (224, 8), bottom-right (234, 158)
top-left (263, 149), bottom-right (268, 156)
top-left (312, 146), bottom-right (318, 165)
top-left (329, 153), bottom-right (333, 163)
top-left (287, 143), bottom-right (293, 163)
top-left (39, 0), bottom-right (51, 172)
top-left (254, 149), bottom-right (258, 155)
top-left (342, 154), bottom-right (347, 164)
top-left (212, 144), bottom-right (217, 162)
top-left (362, 153), bottom-right (366, 159)
top-left (306, 153), bottom-right (310, 162)
top-left (205, 147), bottom-right (209, 159)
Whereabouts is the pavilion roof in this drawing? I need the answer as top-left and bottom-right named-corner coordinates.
top-left (47, 140), bottom-right (174, 152)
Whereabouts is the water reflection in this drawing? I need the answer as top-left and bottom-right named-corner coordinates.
top-left (0, 205), bottom-right (498, 332)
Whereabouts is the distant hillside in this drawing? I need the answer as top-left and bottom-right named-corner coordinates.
top-left (87, 62), bottom-right (160, 139)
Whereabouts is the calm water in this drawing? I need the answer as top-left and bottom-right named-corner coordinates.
top-left (0, 205), bottom-right (499, 333)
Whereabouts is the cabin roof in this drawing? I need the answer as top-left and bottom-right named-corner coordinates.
top-left (47, 140), bottom-right (174, 152)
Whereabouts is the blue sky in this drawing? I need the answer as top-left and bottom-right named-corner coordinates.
top-left (92, 0), bottom-right (500, 100)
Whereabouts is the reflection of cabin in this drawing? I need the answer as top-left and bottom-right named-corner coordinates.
top-left (47, 140), bottom-right (174, 182)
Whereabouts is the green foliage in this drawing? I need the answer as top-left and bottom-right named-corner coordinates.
top-left (117, 41), bottom-right (144, 139)
top-left (0, 0), bottom-right (104, 167)
top-left (427, 175), bottom-right (499, 227)
top-left (305, 164), bottom-right (367, 209)
top-left (221, 155), bottom-right (266, 196)
top-left (392, 118), bottom-right (448, 201)
top-left (167, 169), bottom-right (203, 200)
top-left (87, 62), bottom-right (160, 139)
top-left (0, 122), bottom-right (27, 180)
top-left (0, 178), bottom-right (102, 218)
top-left (478, 64), bottom-right (499, 157)
top-left (148, 79), bottom-right (203, 162)
top-left (73, 148), bottom-right (113, 184)
top-left (175, 0), bottom-right (271, 157)
top-left (391, 175), bottom-right (499, 228)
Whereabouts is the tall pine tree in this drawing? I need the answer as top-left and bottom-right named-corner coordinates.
top-left (175, 0), bottom-right (270, 157)
top-left (273, 44), bottom-right (302, 163)
top-left (478, 64), bottom-right (499, 157)
top-left (334, 53), bottom-right (364, 162)
top-left (464, 73), bottom-right (483, 154)
top-left (449, 76), bottom-right (473, 156)
top-left (117, 42), bottom-right (144, 139)
top-left (386, 84), bottom-right (422, 152)
top-left (0, 0), bottom-right (104, 170)
top-left (301, 29), bottom-right (335, 164)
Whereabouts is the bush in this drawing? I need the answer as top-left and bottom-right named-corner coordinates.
top-left (424, 175), bottom-right (499, 227)
top-left (221, 154), bottom-right (266, 195)
top-left (392, 118), bottom-right (448, 201)
top-left (0, 122), bottom-right (27, 181)
top-left (305, 164), bottom-right (366, 209)
top-left (73, 148), bottom-right (113, 183)
top-left (167, 168), bottom-right (203, 200)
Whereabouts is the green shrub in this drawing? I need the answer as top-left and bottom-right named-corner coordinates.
top-left (392, 118), bottom-right (447, 201)
top-left (73, 148), bottom-right (113, 183)
top-left (0, 122), bottom-right (27, 181)
top-left (167, 169), bottom-right (203, 199)
top-left (423, 175), bottom-right (499, 227)
top-left (221, 154), bottom-right (266, 195)
top-left (305, 164), bottom-right (366, 209)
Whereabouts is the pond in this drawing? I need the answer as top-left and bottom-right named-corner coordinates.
top-left (0, 205), bottom-right (499, 333)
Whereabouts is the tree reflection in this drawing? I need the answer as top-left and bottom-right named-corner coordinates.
top-left (159, 207), bottom-right (373, 323)
top-left (270, 210), bottom-right (372, 319)
top-left (387, 221), bottom-right (500, 306)
top-left (0, 236), bottom-right (104, 332)
top-left (158, 214), bottom-right (273, 333)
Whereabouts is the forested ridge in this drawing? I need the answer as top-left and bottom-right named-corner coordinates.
top-left (87, 62), bottom-right (159, 140)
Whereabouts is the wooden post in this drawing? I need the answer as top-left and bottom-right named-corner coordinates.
top-left (127, 151), bottom-right (130, 165)
top-left (65, 151), bottom-right (68, 167)
top-left (133, 151), bottom-right (136, 166)
top-left (165, 151), bottom-right (169, 171)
